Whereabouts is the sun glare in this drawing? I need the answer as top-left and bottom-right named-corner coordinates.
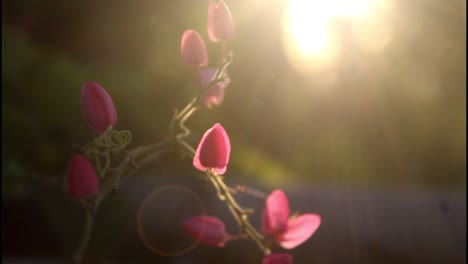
top-left (330, 0), bottom-right (373, 18)
top-left (282, 0), bottom-right (374, 72)
top-left (285, 1), bottom-right (332, 56)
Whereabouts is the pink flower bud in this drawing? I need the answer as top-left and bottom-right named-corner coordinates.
top-left (196, 68), bottom-right (231, 108)
top-left (263, 253), bottom-right (294, 264)
top-left (204, 79), bottom-right (229, 108)
top-left (262, 190), bottom-right (321, 249)
top-left (67, 154), bottom-right (99, 201)
top-left (182, 216), bottom-right (230, 247)
top-left (193, 123), bottom-right (231, 175)
top-left (208, 0), bottom-right (235, 42)
top-left (181, 30), bottom-right (208, 67)
top-left (195, 67), bottom-right (217, 87)
top-left (80, 82), bottom-right (117, 134)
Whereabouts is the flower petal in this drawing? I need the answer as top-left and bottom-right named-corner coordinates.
top-left (193, 145), bottom-right (207, 172)
top-left (181, 30), bottom-right (208, 67)
top-left (193, 123), bottom-right (231, 174)
top-left (67, 154), bottom-right (100, 201)
top-left (198, 68), bottom-right (218, 86)
top-left (207, 0), bottom-right (218, 42)
top-left (218, 1), bottom-right (236, 40)
top-left (80, 82), bottom-right (117, 134)
top-left (182, 215), bottom-right (229, 247)
top-left (276, 214), bottom-right (321, 249)
top-left (208, 0), bottom-right (235, 42)
top-left (204, 78), bottom-right (230, 108)
top-left (263, 253), bottom-right (294, 264)
top-left (262, 190), bottom-right (290, 235)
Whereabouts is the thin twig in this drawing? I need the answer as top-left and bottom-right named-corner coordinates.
top-left (73, 211), bottom-right (94, 264)
top-left (176, 138), bottom-right (271, 255)
top-left (73, 137), bottom-right (174, 263)
top-left (71, 49), bottom-right (272, 263)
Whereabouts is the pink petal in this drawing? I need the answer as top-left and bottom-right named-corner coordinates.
top-left (194, 67), bottom-right (230, 108)
top-left (207, 0), bottom-right (218, 42)
top-left (262, 190), bottom-right (290, 235)
top-left (263, 253), bottom-right (294, 264)
top-left (208, 1), bottom-right (235, 42)
top-left (80, 82), bottom-right (117, 134)
top-left (182, 215), bottom-right (229, 247)
top-left (215, 1), bottom-right (235, 40)
top-left (67, 154), bottom-right (100, 201)
top-left (180, 30), bottom-right (208, 67)
top-left (192, 145), bottom-right (207, 172)
top-left (193, 123), bottom-right (231, 174)
top-left (275, 214), bottom-right (321, 249)
top-left (196, 67), bottom-right (218, 86)
top-left (204, 78), bottom-right (230, 108)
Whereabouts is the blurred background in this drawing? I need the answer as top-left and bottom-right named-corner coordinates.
top-left (2, 0), bottom-right (466, 263)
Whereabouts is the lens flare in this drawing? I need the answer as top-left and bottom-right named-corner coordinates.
top-left (137, 185), bottom-right (206, 256)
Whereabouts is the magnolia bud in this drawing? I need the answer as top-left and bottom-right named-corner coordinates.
top-left (67, 154), bottom-right (99, 201)
top-left (263, 253), bottom-right (294, 264)
top-left (208, 0), bottom-right (235, 42)
top-left (196, 68), bottom-right (231, 108)
top-left (193, 123), bottom-right (231, 175)
top-left (204, 79), bottom-right (229, 108)
top-left (181, 30), bottom-right (208, 67)
top-left (182, 216), bottom-right (230, 247)
top-left (80, 82), bottom-right (117, 134)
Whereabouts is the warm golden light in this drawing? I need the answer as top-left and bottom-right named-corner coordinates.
top-left (282, 0), bottom-right (375, 73)
top-left (351, 0), bottom-right (394, 54)
top-left (285, 0), bottom-right (332, 57)
top-left (329, 0), bottom-right (374, 18)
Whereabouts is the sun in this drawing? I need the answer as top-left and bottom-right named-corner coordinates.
top-left (284, 0), bottom-right (332, 56)
top-left (282, 0), bottom-right (374, 71)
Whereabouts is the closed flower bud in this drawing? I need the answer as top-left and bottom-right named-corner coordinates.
top-left (182, 216), bottom-right (230, 247)
top-left (80, 82), bottom-right (117, 134)
top-left (263, 253), bottom-right (294, 264)
top-left (196, 68), bottom-right (231, 108)
top-left (196, 67), bottom-right (218, 86)
top-left (208, 0), bottom-right (235, 42)
top-left (67, 154), bottom-right (99, 201)
top-left (204, 79), bottom-right (229, 108)
top-left (181, 30), bottom-right (208, 67)
top-left (193, 123), bottom-right (231, 175)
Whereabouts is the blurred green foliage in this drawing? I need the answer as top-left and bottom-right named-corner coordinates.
top-left (1, 1), bottom-right (466, 263)
top-left (2, 0), bottom-right (466, 205)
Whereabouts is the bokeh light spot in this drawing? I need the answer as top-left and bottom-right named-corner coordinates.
top-left (282, 0), bottom-right (340, 73)
top-left (137, 185), bottom-right (206, 256)
top-left (282, 0), bottom-right (390, 74)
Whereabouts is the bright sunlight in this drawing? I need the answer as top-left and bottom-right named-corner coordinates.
top-left (282, 0), bottom-right (374, 72)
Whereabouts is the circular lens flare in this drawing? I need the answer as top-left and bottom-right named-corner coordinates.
top-left (137, 185), bottom-right (206, 256)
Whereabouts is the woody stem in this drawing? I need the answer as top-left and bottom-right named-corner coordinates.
top-left (73, 210), bottom-right (94, 264)
top-left (74, 48), bottom-right (241, 262)
top-left (175, 138), bottom-right (271, 256)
